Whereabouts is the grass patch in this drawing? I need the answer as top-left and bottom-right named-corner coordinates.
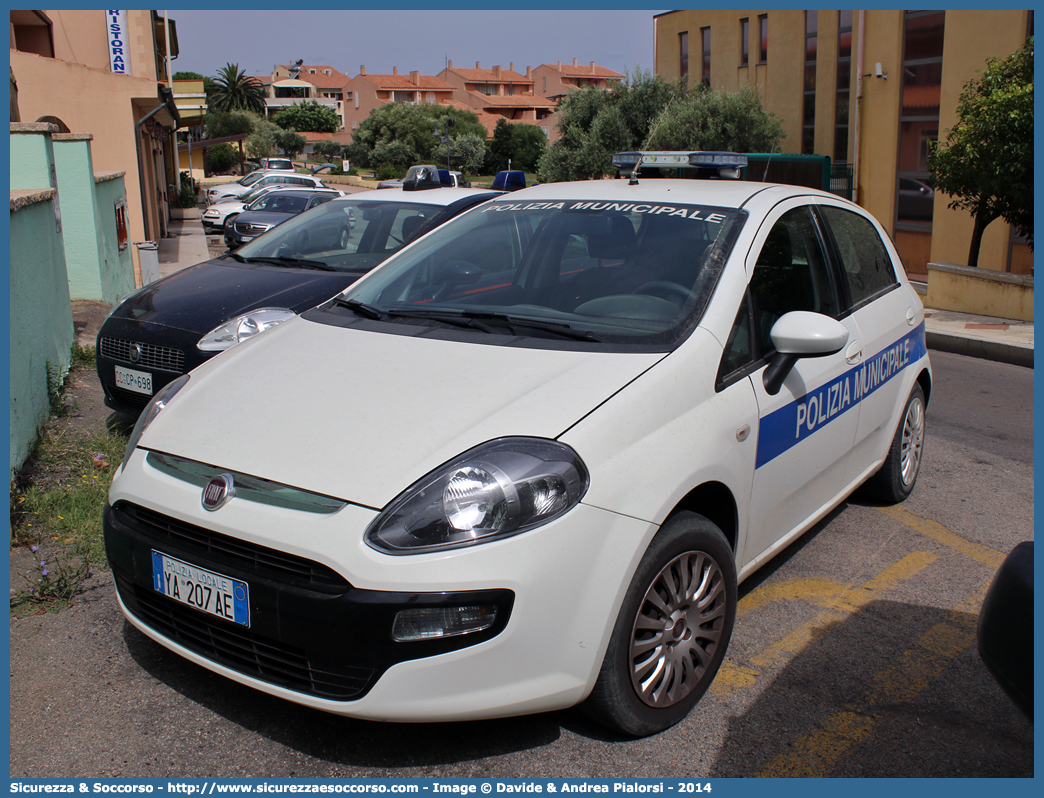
top-left (10, 352), bottom-right (126, 610)
top-left (11, 427), bottom-right (126, 563)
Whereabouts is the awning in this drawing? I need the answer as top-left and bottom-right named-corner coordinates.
top-left (273, 78), bottom-right (314, 88)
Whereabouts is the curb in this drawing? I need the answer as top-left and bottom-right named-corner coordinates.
top-left (925, 330), bottom-right (1034, 369)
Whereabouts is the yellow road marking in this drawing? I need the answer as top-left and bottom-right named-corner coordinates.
top-left (758, 711), bottom-right (876, 778)
top-left (754, 582), bottom-right (991, 776)
top-left (749, 553), bottom-right (937, 668)
top-left (875, 505), bottom-right (1005, 569)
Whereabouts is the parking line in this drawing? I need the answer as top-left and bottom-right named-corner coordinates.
top-left (750, 552), bottom-right (937, 669)
top-left (757, 585), bottom-right (987, 777)
top-left (875, 505), bottom-right (1005, 569)
top-left (712, 552), bottom-right (937, 693)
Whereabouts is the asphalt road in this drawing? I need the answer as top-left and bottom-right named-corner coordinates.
top-left (9, 351), bottom-right (1033, 779)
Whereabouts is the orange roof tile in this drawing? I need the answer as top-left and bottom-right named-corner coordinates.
top-left (451, 67), bottom-right (532, 84)
top-left (362, 74), bottom-right (456, 91)
top-left (470, 93), bottom-right (556, 110)
top-left (541, 63), bottom-right (623, 79)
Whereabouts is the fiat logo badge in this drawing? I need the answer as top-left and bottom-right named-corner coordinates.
top-left (129, 343), bottom-right (142, 364)
top-left (202, 474), bottom-right (235, 511)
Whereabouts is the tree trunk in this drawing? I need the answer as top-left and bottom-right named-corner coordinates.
top-left (967, 205), bottom-right (1002, 267)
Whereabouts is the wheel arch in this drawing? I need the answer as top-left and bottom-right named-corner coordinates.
top-left (917, 367), bottom-right (932, 406)
top-left (667, 480), bottom-right (738, 554)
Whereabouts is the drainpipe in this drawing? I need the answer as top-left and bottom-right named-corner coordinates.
top-left (853, 10), bottom-right (866, 204)
top-left (135, 104), bottom-right (166, 241)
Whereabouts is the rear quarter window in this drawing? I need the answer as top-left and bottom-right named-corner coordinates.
top-left (820, 205), bottom-right (898, 306)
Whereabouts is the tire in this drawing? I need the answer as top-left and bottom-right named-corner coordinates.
top-left (862, 383), bottom-right (926, 504)
top-left (582, 511), bottom-right (736, 737)
top-left (338, 226), bottom-right (350, 249)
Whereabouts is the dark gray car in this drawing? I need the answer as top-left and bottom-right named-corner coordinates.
top-left (224, 190), bottom-right (339, 249)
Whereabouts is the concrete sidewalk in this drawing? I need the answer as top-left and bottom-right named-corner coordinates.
top-left (157, 217), bottom-right (211, 280)
top-left (75, 218), bottom-right (1034, 369)
top-left (923, 308), bottom-right (1033, 368)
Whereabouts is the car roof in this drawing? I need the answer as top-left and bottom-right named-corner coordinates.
top-left (331, 187), bottom-right (500, 208)
top-left (495, 177), bottom-right (839, 210)
top-left (254, 189), bottom-right (336, 199)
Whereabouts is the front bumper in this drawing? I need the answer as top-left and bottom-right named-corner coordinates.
top-left (106, 447), bottom-right (654, 720)
top-left (96, 318), bottom-right (208, 415)
top-left (105, 501), bottom-right (515, 700)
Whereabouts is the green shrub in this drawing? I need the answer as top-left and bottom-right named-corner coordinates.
top-left (376, 164), bottom-right (404, 181)
top-left (207, 142), bottom-right (237, 174)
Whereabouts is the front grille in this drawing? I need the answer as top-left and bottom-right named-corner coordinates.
top-left (115, 573), bottom-right (375, 700)
top-left (100, 337), bottom-right (185, 373)
top-left (112, 502), bottom-right (350, 592)
top-left (234, 221), bottom-right (271, 236)
top-left (108, 385), bottom-right (154, 411)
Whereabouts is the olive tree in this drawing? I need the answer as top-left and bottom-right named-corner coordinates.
top-left (352, 103), bottom-right (485, 167)
top-left (929, 37), bottom-right (1033, 265)
top-left (438, 132), bottom-right (488, 174)
top-left (274, 100), bottom-right (341, 134)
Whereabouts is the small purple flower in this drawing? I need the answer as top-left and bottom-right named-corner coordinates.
top-left (41, 569), bottom-right (50, 577)
top-left (30, 545), bottom-right (39, 553)
top-left (77, 581), bottom-right (84, 587)
top-left (39, 561), bottom-right (46, 568)
top-left (88, 569), bottom-right (94, 576)
top-left (28, 588), bottom-right (35, 594)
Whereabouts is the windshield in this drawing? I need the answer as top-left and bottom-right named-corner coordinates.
top-left (234, 198), bottom-right (448, 273)
top-left (240, 172), bottom-right (265, 186)
top-left (336, 197), bottom-right (745, 349)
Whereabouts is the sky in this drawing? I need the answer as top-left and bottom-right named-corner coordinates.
top-left (169, 8), bottom-right (668, 81)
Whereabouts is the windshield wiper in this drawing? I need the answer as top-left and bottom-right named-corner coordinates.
top-left (385, 308), bottom-right (602, 342)
top-left (385, 308), bottom-right (498, 334)
top-left (488, 314), bottom-right (602, 342)
top-left (242, 256), bottom-right (337, 271)
top-left (332, 298), bottom-right (387, 320)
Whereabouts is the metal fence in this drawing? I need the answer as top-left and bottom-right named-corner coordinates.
top-left (830, 162), bottom-right (855, 201)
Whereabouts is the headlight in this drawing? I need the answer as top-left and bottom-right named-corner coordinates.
top-left (197, 308), bottom-right (296, 352)
top-left (121, 374), bottom-right (190, 470)
top-left (366, 437), bottom-right (589, 554)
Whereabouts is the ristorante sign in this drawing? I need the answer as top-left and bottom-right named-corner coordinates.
top-left (107, 10), bottom-right (131, 75)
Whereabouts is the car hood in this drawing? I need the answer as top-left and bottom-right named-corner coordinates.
top-left (140, 318), bottom-right (664, 508)
top-left (233, 210), bottom-right (295, 227)
top-left (106, 260), bottom-right (356, 335)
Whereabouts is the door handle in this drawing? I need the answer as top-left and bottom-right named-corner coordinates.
top-left (845, 341), bottom-right (863, 364)
top-left (906, 307), bottom-right (918, 326)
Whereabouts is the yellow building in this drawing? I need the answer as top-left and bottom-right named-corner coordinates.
top-left (10, 9), bottom-right (184, 282)
top-left (654, 10), bottom-right (1033, 282)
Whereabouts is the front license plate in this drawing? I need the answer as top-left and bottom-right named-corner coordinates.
top-left (114, 365), bottom-right (153, 395)
top-left (152, 551), bottom-right (250, 627)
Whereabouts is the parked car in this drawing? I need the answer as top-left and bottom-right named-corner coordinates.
top-left (977, 541), bottom-right (1033, 721)
top-left (223, 189), bottom-right (343, 249)
top-left (206, 172), bottom-right (328, 205)
top-left (897, 178), bottom-right (935, 222)
top-left (202, 185), bottom-right (341, 235)
top-left (258, 158), bottom-right (295, 171)
top-left (376, 165), bottom-right (468, 190)
top-left (104, 150), bottom-right (931, 737)
top-left (96, 187), bottom-right (500, 417)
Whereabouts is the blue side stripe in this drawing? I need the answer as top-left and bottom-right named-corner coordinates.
top-left (756, 322), bottom-right (926, 469)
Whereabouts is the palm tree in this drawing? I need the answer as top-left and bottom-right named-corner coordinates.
top-left (209, 63), bottom-right (266, 114)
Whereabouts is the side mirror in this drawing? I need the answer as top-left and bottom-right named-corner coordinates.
top-left (763, 311), bottom-right (849, 395)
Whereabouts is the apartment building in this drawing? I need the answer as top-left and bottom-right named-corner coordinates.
top-left (654, 10), bottom-right (1033, 278)
top-left (437, 61), bottom-right (556, 136)
top-left (10, 9), bottom-right (183, 275)
top-left (532, 58), bottom-right (624, 101)
top-left (342, 66), bottom-right (458, 133)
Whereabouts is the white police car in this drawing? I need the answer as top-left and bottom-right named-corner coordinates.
top-left (105, 152), bottom-right (931, 736)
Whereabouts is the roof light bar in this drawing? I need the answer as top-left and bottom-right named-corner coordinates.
top-left (612, 151), bottom-right (749, 170)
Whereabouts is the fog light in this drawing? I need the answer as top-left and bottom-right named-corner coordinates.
top-left (391, 605), bottom-right (498, 642)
